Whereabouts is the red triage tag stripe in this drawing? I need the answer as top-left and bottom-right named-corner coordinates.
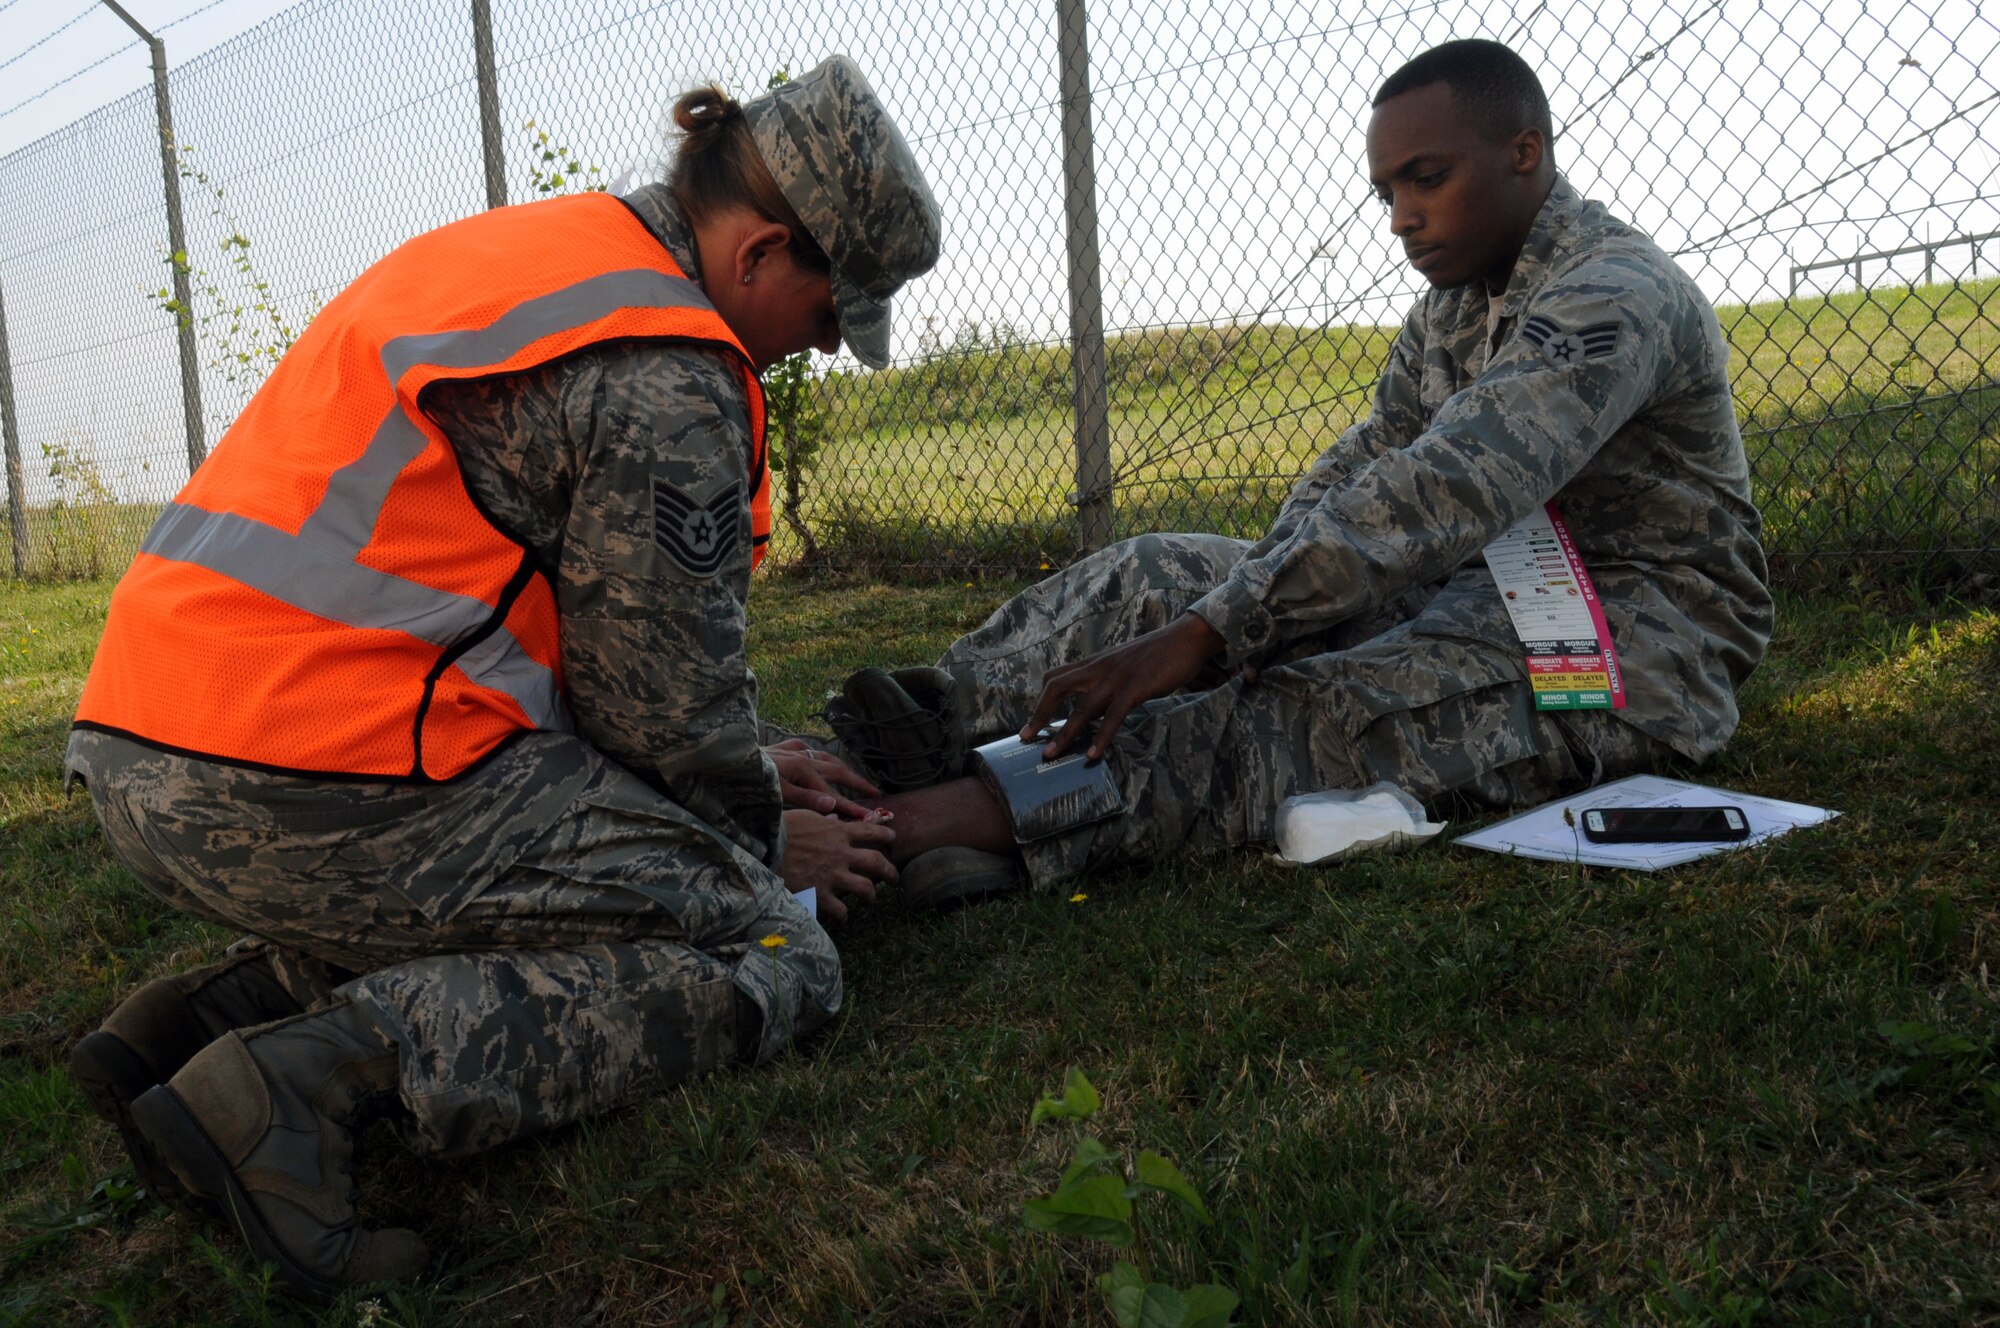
top-left (1481, 503), bottom-right (1626, 712)
top-left (1544, 503), bottom-right (1625, 710)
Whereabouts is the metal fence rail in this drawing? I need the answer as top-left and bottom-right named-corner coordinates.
top-left (1, 0), bottom-right (1995, 582)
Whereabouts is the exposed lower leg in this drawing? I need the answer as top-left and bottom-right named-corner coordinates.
top-left (874, 778), bottom-right (1017, 865)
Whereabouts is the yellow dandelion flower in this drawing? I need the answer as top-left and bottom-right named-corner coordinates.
top-left (759, 934), bottom-right (789, 948)
top-left (1069, 892), bottom-right (1088, 903)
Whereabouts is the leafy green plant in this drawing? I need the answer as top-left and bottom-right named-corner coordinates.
top-left (519, 119), bottom-right (605, 196)
top-left (1836, 1018), bottom-right (2000, 1118)
top-left (765, 348), bottom-right (828, 564)
top-left (146, 143), bottom-right (321, 406)
top-left (757, 67), bottom-right (832, 566)
top-left (40, 439), bottom-right (117, 513)
top-left (34, 438), bottom-right (125, 579)
top-left (4, 1152), bottom-right (149, 1289)
top-left (1644, 1233), bottom-right (1771, 1326)
top-left (1023, 1068), bottom-right (1239, 1328)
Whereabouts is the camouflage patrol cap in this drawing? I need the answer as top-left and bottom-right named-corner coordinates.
top-left (744, 56), bottom-right (941, 369)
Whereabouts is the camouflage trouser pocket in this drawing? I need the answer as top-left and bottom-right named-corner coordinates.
top-left (352, 941), bottom-right (744, 1155)
top-left (567, 967), bottom-right (740, 1110)
top-left (1274, 624), bottom-right (1533, 802)
top-left (260, 792), bottom-right (433, 832)
top-left (1350, 679), bottom-right (1545, 801)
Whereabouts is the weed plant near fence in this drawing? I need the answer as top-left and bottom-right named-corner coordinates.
top-left (0, 0), bottom-right (1995, 583)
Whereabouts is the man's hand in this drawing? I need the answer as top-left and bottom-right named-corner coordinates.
top-left (779, 808), bottom-right (896, 925)
top-left (1022, 612), bottom-right (1227, 760)
top-left (764, 740), bottom-right (880, 818)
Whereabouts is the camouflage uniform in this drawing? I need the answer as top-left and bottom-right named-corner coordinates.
top-left (943, 176), bottom-right (1772, 886)
top-left (66, 185), bottom-right (833, 1156)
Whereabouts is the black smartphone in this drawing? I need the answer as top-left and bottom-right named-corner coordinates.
top-left (1580, 805), bottom-right (1750, 844)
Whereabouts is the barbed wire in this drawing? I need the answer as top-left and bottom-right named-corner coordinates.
top-left (0, 39), bottom-right (141, 123)
top-left (2, 197), bottom-right (174, 265)
top-left (0, 2), bottom-right (103, 75)
top-left (910, 0), bottom-right (1456, 147)
top-left (1, 0), bottom-right (298, 131)
top-left (160, 0), bottom-right (236, 32)
top-left (1557, 0), bottom-right (1727, 147)
top-left (1120, 214), bottom-right (1417, 476)
top-left (491, 0), bottom-right (660, 74)
top-left (11, 322), bottom-right (163, 373)
top-left (1675, 89), bottom-right (2000, 258)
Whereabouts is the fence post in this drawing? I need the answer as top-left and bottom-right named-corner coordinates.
top-left (1056, 0), bottom-right (1114, 556)
top-left (471, 0), bottom-right (507, 210)
top-left (102, 1), bottom-right (206, 478)
top-left (0, 282), bottom-right (27, 577)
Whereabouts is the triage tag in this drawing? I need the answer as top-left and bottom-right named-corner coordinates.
top-left (1481, 502), bottom-right (1626, 711)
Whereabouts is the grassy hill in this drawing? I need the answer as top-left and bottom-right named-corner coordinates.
top-left (775, 278), bottom-right (1999, 578)
top-left (8, 281), bottom-right (1996, 583)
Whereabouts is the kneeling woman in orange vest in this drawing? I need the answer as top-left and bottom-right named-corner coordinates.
top-left (61, 57), bottom-right (939, 1299)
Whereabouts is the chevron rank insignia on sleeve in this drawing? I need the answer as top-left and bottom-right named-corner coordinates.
top-left (653, 476), bottom-right (741, 578)
top-left (1521, 315), bottom-right (1620, 366)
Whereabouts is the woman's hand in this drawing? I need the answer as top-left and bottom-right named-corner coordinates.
top-left (779, 808), bottom-right (896, 925)
top-left (764, 739), bottom-right (880, 818)
top-left (1021, 613), bottom-right (1227, 760)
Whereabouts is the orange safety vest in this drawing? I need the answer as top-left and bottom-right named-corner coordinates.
top-left (76, 192), bottom-right (770, 781)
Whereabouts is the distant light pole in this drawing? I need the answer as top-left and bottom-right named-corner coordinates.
top-left (101, 0), bottom-right (206, 476)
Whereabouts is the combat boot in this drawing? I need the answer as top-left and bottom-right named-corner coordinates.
top-left (129, 1002), bottom-right (429, 1301)
top-left (900, 846), bottom-right (1027, 912)
top-left (823, 665), bottom-right (965, 792)
top-left (69, 949), bottom-right (304, 1217)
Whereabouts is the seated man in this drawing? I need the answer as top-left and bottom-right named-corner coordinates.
top-left (832, 38), bottom-right (1771, 905)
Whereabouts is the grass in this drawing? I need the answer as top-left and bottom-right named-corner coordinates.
top-left (2, 571), bottom-right (1997, 1324)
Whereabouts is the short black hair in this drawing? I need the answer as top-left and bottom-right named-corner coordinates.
top-left (1373, 39), bottom-right (1554, 146)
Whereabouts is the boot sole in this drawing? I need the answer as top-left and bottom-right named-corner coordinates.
top-left (68, 1032), bottom-right (218, 1221)
top-left (830, 669), bottom-right (949, 793)
top-left (129, 1083), bottom-right (346, 1304)
top-left (900, 849), bottom-right (1027, 912)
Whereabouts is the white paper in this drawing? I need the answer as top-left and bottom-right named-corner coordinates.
top-left (1453, 774), bottom-right (1837, 871)
top-left (793, 887), bottom-right (817, 918)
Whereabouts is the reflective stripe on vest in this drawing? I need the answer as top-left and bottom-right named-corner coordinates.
top-left (76, 194), bottom-right (769, 780)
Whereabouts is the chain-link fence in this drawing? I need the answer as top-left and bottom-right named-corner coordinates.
top-left (1, 0), bottom-right (1995, 582)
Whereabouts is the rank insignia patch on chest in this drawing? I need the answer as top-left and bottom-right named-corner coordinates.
top-left (653, 476), bottom-right (741, 578)
top-left (1522, 315), bottom-right (1620, 367)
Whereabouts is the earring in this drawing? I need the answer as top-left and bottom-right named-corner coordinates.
top-left (741, 274), bottom-right (752, 285)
